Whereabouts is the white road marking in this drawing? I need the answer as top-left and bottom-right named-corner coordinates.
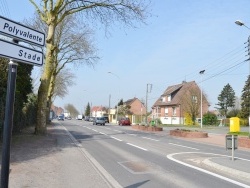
top-left (142, 137), bottom-right (159, 141)
top-left (126, 143), bottom-right (148, 151)
top-left (99, 132), bottom-right (107, 135)
top-left (128, 134), bottom-right (137, 136)
top-left (169, 143), bottom-right (199, 150)
top-left (113, 129), bottom-right (123, 133)
top-left (111, 136), bottom-right (122, 141)
top-left (167, 152), bottom-right (250, 188)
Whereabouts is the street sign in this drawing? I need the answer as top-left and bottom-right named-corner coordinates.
top-left (0, 16), bottom-right (45, 47)
top-left (0, 39), bottom-right (43, 66)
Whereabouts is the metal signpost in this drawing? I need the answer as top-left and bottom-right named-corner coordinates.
top-left (0, 15), bottom-right (45, 188)
top-left (226, 134), bottom-right (238, 161)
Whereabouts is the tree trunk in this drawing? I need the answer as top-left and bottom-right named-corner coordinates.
top-left (35, 23), bottom-right (56, 135)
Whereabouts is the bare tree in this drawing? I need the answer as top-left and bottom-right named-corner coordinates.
top-left (64, 103), bottom-right (79, 117)
top-left (179, 88), bottom-right (201, 125)
top-left (29, 0), bottom-right (150, 134)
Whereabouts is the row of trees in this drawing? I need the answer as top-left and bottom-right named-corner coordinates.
top-left (216, 77), bottom-right (250, 120)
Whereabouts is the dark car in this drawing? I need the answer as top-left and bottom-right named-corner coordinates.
top-left (102, 116), bottom-right (109, 123)
top-left (93, 117), bottom-right (105, 126)
top-left (118, 117), bottom-right (131, 126)
top-left (85, 116), bottom-right (90, 121)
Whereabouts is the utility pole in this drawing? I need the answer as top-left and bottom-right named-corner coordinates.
top-left (145, 83), bottom-right (152, 125)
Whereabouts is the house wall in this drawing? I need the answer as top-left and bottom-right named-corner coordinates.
top-left (129, 98), bottom-right (146, 115)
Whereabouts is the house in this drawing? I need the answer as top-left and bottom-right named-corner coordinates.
top-left (91, 106), bottom-right (108, 117)
top-left (122, 97), bottom-right (146, 124)
top-left (152, 81), bottom-right (209, 125)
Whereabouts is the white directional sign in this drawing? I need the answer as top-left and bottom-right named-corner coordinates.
top-left (0, 39), bottom-right (43, 66)
top-left (0, 16), bottom-right (45, 47)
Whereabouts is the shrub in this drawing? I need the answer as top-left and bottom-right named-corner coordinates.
top-left (203, 112), bottom-right (217, 125)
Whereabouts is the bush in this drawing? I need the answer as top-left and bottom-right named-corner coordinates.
top-left (203, 112), bottom-right (218, 125)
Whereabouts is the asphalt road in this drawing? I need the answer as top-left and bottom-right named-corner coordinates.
top-left (60, 119), bottom-right (250, 188)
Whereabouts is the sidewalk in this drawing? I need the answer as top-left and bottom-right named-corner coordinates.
top-left (3, 123), bottom-right (120, 188)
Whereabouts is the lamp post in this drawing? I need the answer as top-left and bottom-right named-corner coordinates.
top-left (235, 20), bottom-right (250, 137)
top-left (199, 70), bottom-right (205, 128)
top-left (108, 72), bottom-right (120, 124)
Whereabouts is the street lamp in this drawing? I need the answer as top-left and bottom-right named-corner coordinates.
top-left (108, 72), bottom-right (120, 124)
top-left (235, 20), bottom-right (250, 137)
top-left (199, 70), bottom-right (205, 128)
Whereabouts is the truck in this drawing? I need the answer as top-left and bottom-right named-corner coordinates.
top-left (77, 114), bottom-right (83, 120)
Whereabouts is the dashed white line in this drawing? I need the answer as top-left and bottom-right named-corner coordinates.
top-left (99, 132), bottom-right (107, 135)
top-left (142, 137), bottom-right (159, 141)
top-left (110, 136), bottom-right (122, 141)
top-left (113, 129), bottom-right (123, 133)
top-left (128, 134), bottom-right (137, 136)
top-left (169, 143), bottom-right (199, 150)
top-left (126, 143), bottom-right (148, 151)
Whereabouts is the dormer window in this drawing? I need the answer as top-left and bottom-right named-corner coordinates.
top-left (161, 97), bottom-right (166, 102)
top-left (167, 95), bottom-right (171, 102)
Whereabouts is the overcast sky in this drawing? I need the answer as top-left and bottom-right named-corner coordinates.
top-left (3, 0), bottom-right (250, 113)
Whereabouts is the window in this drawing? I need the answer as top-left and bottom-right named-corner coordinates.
top-left (165, 107), bottom-right (168, 116)
top-left (167, 95), bottom-right (171, 102)
top-left (192, 95), bottom-right (197, 103)
top-left (162, 97), bottom-right (165, 102)
top-left (172, 107), bottom-right (176, 116)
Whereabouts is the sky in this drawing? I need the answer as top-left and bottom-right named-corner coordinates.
top-left (1, 0), bottom-right (250, 113)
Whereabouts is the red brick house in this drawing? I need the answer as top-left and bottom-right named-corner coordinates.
top-left (152, 81), bottom-right (209, 125)
top-left (123, 97), bottom-right (146, 124)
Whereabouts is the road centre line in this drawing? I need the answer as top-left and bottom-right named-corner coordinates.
top-left (99, 132), bottom-right (107, 135)
top-left (142, 137), bottom-right (159, 141)
top-left (126, 143), bottom-right (148, 151)
top-left (169, 143), bottom-right (199, 150)
top-left (110, 136), bottom-right (122, 142)
top-left (113, 129), bottom-right (123, 133)
top-left (128, 134), bottom-right (137, 136)
top-left (167, 152), bottom-right (250, 188)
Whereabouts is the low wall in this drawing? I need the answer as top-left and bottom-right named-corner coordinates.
top-left (169, 129), bottom-right (208, 138)
top-left (238, 137), bottom-right (250, 148)
top-left (131, 125), bottom-right (163, 131)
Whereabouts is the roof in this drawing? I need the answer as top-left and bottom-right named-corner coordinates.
top-left (91, 106), bottom-right (107, 112)
top-left (124, 97), bottom-right (137, 105)
top-left (153, 81), bottom-right (199, 107)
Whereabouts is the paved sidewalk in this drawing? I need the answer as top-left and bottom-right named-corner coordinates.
top-left (2, 123), bottom-right (120, 188)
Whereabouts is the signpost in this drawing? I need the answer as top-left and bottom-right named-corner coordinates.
top-left (0, 15), bottom-right (45, 188)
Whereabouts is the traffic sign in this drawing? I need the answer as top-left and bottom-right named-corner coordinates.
top-left (0, 16), bottom-right (45, 47)
top-left (0, 39), bottom-right (43, 66)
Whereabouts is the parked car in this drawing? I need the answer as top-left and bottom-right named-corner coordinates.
top-left (102, 116), bottom-right (109, 123)
top-left (58, 114), bottom-right (64, 121)
top-left (89, 117), bottom-right (95, 122)
top-left (118, 117), bottom-right (131, 126)
top-left (93, 117), bottom-right (105, 126)
top-left (85, 116), bottom-right (90, 121)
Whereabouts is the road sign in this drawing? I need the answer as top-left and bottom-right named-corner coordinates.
top-left (0, 39), bottom-right (43, 66)
top-left (0, 16), bottom-right (45, 47)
